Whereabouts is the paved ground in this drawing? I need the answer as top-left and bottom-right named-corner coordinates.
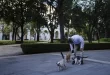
top-left (0, 45), bottom-right (110, 75)
top-left (0, 44), bottom-right (23, 57)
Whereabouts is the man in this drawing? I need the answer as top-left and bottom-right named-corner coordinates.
top-left (68, 34), bottom-right (84, 57)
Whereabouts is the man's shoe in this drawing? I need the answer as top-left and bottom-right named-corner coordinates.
top-left (81, 57), bottom-right (83, 65)
top-left (71, 50), bottom-right (74, 53)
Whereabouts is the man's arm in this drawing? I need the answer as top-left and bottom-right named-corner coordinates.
top-left (80, 42), bottom-right (84, 50)
top-left (80, 40), bottom-right (84, 57)
top-left (80, 36), bottom-right (84, 51)
top-left (69, 44), bottom-right (74, 53)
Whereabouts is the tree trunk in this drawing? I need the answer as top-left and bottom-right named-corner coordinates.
top-left (20, 0), bottom-right (24, 43)
top-left (87, 33), bottom-right (92, 43)
top-left (50, 28), bottom-right (54, 43)
top-left (21, 24), bottom-right (24, 43)
top-left (96, 30), bottom-right (100, 43)
top-left (57, 0), bottom-right (65, 43)
top-left (12, 26), bottom-right (15, 41)
top-left (14, 27), bottom-right (18, 41)
top-left (58, 13), bottom-right (65, 43)
top-left (87, 25), bottom-right (93, 43)
top-left (105, 25), bottom-right (110, 38)
top-left (37, 24), bottom-right (40, 42)
top-left (50, 32), bottom-right (54, 43)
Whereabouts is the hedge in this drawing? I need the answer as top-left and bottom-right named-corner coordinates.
top-left (21, 43), bottom-right (110, 54)
top-left (0, 40), bottom-right (37, 45)
top-left (100, 38), bottom-right (110, 42)
top-left (84, 43), bottom-right (110, 50)
top-left (0, 40), bottom-right (15, 45)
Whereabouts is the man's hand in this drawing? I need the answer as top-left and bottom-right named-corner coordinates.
top-left (80, 48), bottom-right (83, 51)
top-left (71, 50), bottom-right (74, 53)
top-left (80, 48), bottom-right (84, 57)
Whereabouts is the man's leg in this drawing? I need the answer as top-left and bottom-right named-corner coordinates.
top-left (80, 48), bottom-right (84, 64)
top-left (71, 44), bottom-right (78, 65)
top-left (74, 44), bottom-right (78, 56)
top-left (71, 44), bottom-right (77, 59)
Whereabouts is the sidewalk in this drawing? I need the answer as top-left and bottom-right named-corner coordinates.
top-left (0, 44), bottom-right (23, 57)
top-left (0, 47), bottom-right (110, 75)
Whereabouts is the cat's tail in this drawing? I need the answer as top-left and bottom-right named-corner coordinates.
top-left (61, 52), bottom-right (64, 59)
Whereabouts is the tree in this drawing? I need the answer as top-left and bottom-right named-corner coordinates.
top-left (100, 0), bottom-right (110, 38)
top-left (46, 0), bottom-right (73, 42)
top-left (1, 0), bottom-right (47, 42)
top-left (44, 4), bottom-right (58, 43)
top-left (75, 0), bottom-right (97, 43)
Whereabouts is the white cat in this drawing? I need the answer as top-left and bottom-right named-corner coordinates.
top-left (56, 52), bottom-right (66, 71)
top-left (56, 59), bottom-right (66, 71)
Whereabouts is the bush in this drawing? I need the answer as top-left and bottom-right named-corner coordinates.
top-left (100, 38), bottom-right (110, 42)
top-left (53, 39), bottom-right (61, 43)
top-left (0, 40), bottom-right (15, 45)
top-left (0, 40), bottom-right (37, 45)
top-left (21, 43), bottom-right (110, 54)
top-left (84, 43), bottom-right (110, 50)
top-left (21, 43), bottom-right (70, 54)
top-left (23, 40), bottom-right (37, 43)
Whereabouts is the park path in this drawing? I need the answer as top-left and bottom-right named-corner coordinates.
top-left (0, 50), bottom-right (110, 75)
top-left (0, 44), bottom-right (110, 75)
top-left (0, 44), bottom-right (110, 64)
top-left (0, 44), bottom-right (23, 57)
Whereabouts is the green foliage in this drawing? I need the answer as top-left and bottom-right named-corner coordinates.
top-left (53, 39), bottom-right (61, 43)
top-left (85, 43), bottom-right (110, 50)
top-left (1, 0), bottom-right (47, 42)
top-left (21, 43), bottom-right (70, 54)
top-left (69, 30), bottom-right (76, 36)
top-left (100, 38), bottom-right (110, 42)
top-left (1, 0), bottom-right (110, 42)
top-left (23, 40), bottom-right (37, 44)
top-left (3, 25), bottom-right (12, 35)
top-left (0, 40), bottom-right (15, 45)
top-left (0, 40), bottom-right (37, 45)
top-left (21, 43), bottom-right (110, 54)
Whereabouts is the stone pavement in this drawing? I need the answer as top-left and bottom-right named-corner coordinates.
top-left (0, 45), bottom-right (110, 75)
top-left (0, 44), bottom-right (23, 57)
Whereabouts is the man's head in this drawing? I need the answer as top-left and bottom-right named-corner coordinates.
top-left (68, 37), bottom-right (73, 43)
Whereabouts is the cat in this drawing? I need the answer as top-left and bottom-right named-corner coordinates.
top-left (72, 56), bottom-right (83, 65)
top-left (66, 51), bottom-right (71, 62)
top-left (56, 52), bottom-right (66, 71)
top-left (56, 59), bottom-right (66, 71)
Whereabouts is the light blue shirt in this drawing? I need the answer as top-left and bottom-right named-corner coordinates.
top-left (69, 35), bottom-right (84, 50)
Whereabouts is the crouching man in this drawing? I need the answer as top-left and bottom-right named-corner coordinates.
top-left (68, 34), bottom-right (85, 64)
